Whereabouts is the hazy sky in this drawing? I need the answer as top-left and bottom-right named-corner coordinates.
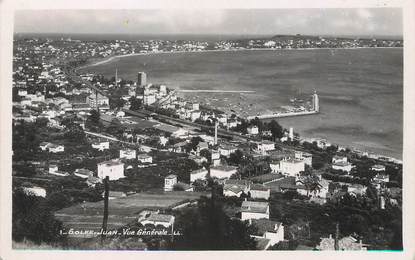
top-left (14, 8), bottom-right (402, 36)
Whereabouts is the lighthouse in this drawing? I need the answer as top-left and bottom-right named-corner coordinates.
top-left (313, 90), bottom-right (319, 112)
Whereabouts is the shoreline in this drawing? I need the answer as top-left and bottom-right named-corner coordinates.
top-left (75, 46), bottom-right (403, 163)
top-left (78, 46), bottom-right (403, 70)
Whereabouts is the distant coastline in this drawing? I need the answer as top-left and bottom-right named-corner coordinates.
top-left (78, 46), bottom-right (403, 70)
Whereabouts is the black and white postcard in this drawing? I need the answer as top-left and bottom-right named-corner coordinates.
top-left (1, 0), bottom-right (414, 259)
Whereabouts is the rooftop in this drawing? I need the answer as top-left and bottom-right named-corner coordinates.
top-left (145, 213), bottom-right (174, 223)
top-left (210, 165), bottom-right (238, 172)
top-left (251, 218), bottom-right (282, 235)
top-left (250, 184), bottom-right (270, 192)
top-left (241, 201), bottom-right (269, 214)
top-left (98, 159), bottom-right (124, 167)
top-left (153, 124), bottom-right (182, 134)
top-left (191, 168), bottom-right (208, 174)
top-left (137, 154), bottom-right (152, 159)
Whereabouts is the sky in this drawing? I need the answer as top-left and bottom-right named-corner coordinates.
top-left (14, 8), bottom-right (403, 36)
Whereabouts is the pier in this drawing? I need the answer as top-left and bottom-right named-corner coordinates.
top-left (176, 89), bottom-right (255, 93)
top-left (247, 110), bottom-right (319, 120)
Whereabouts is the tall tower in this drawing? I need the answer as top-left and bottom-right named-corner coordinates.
top-left (313, 90), bottom-right (319, 112)
top-left (115, 68), bottom-right (118, 87)
top-left (214, 121), bottom-right (218, 145)
top-left (289, 127), bottom-right (294, 141)
top-left (137, 72), bottom-right (147, 87)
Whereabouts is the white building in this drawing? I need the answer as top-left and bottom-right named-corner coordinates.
top-left (250, 184), bottom-right (271, 200)
top-left (332, 161), bottom-right (353, 174)
top-left (164, 174), bottom-right (177, 191)
top-left (48, 164), bottom-right (58, 174)
top-left (256, 140), bottom-right (275, 154)
top-left (140, 213), bottom-right (175, 228)
top-left (211, 149), bottom-right (221, 166)
top-left (223, 179), bottom-right (250, 197)
top-left (190, 168), bottom-right (208, 183)
top-left (92, 141), bottom-right (110, 151)
top-left (332, 155), bottom-right (348, 164)
top-left (143, 94), bottom-right (156, 105)
top-left (119, 149), bottom-right (137, 160)
top-left (250, 219), bottom-right (285, 250)
top-left (312, 138), bottom-right (331, 149)
top-left (48, 144), bottom-right (65, 153)
top-left (270, 159), bottom-right (305, 177)
top-left (159, 85), bottom-right (167, 94)
top-left (23, 186), bottom-right (47, 197)
top-left (97, 160), bottom-right (125, 180)
top-left (373, 173), bottom-right (390, 184)
top-left (295, 151), bottom-right (313, 166)
top-left (210, 165), bottom-right (238, 179)
top-left (371, 164), bottom-right (386, 172)
top-left (218, 144), bottom-right (237, 157)
top-left (87, 93), bottom-right (109, 108)
top-left (247, 125), bottom-right (259, 135)
top-left (137, 154), bottom-right (153, 164)
top-left (190, 110), bottom-right (201, 122)
top-left (74, 168), bottom-right (94, 179)
top-left (241, 201), bottom-right (270, 221)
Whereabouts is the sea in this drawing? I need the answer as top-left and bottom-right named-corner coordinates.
top-left (79, 47), bottom-right (403, 159)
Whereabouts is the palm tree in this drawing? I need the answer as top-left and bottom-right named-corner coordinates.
top-left (298, 174), bottom-right (321, 197)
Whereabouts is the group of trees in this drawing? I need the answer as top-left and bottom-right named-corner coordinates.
top-left (13, 121), bottom-right (41, 161)
top-left (13, 188), bottom-right (65, 244)
top-left (227, 150), bottom-right (271, 179)
top-left (231, 117), bottom-right (285, 140)
top-left (171, 196), bottom-right (257, 250)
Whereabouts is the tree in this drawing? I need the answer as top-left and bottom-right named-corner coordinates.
top-left (64, 123), bottom-right (86, 143)
top-left (86, 109), bottom-right (102, 131)
top-left (12, 189), bottom-right (65, 244)
top-left (185, 136), bottom-right (203, 153)
top-left (249, 117), bottom-right (263, 133)
top-left (88, 109), bottom-right (100, 125)
top-left (46, 191), bottom-right (72, 210)
top-left (267, 120), bottom-right (284, 141)
top-left (172, 196), bottom-right (257, 250)
top-left (130, 97), bottom-right (142, 111)
top-left (109, 97), bottom-right (125, 109)
top-left (199, 149), bottom-right (211, 163)
top-left (228, 150), bottom-right (244, 166)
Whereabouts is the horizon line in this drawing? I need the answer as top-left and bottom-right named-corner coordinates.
top-left (13, 32), bottom-right (404, 38)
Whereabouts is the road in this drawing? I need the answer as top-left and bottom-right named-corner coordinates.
top-left (84, 130), bottom-right (156, 151)
top-left (123, 109), bottom-right (249, 142)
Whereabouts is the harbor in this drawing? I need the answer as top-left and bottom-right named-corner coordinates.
top-left (247, 91), bottom-right (320, 120)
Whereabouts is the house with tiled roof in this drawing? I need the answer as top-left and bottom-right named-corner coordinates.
top-left (249, 219), bottom-right (284, 250)
top-left (48, 143), bottom-right (65, 153)
top-left (97, 159), bottom-right (124, 180)
top-left (250, 184), bottom-right (271, 200)
top-left (190, 168), bottom-right (208, 183)
top-left (223, 179), bottom-right (250, 197)
top-left (139, 213), bottom-right (175, 228)
top-left (240, 201), bottom-right (270, 221)
top-left (210, 165), bottom-right (238, 180)
top-left (316, 234), bottom-right (367, 250)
